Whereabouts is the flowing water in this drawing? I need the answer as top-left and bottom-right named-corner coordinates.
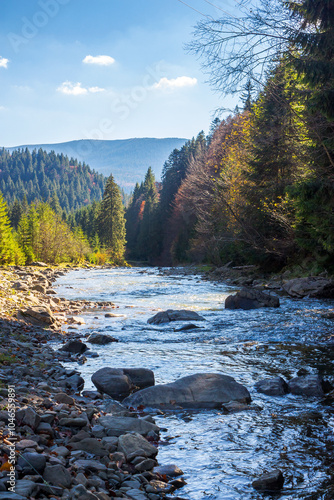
top-left (54, 267), bottom-right (334, 499)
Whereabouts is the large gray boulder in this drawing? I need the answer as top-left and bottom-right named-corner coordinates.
top-left (118, 433), bottom-right (158, 459)
top-left (123, 373), bottom-right (251, 409)
top-left (20, 306), bottom-right (56, 325)
top-left (91, 367), bottom-right (155, 399)
top-left (254, 377), bottom-right (288, 396)
top-left (97, 416), bottom-right (160, 436)
top-left (225, 288), bottom-right (279, 310)
top-left (288, 375), bottom-right (331, 397)
top-left (252, 470), bottom-right (284, 492)
top-left (59, 340), bottom-right (88, 354)
top-left (283, 277), bottom-right (334, 298)
top-left (147, 309), bottom-right (205, 325)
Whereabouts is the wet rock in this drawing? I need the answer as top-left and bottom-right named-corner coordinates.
top-left (68, 316), bottom-right (86, 325)
top-left (65, 373), bottom-right (85, 391)
top-left (222, 401), bottom-right (251, 413)
top-left (98, 415), bottom-right (160, 436)
top-left (174, 323), bottom-right (202, 331)
top-left (283, 277), bottom-right (334, 298)
top-left (59, 340), bottom-right (88, 354)
top-left (87, 333), bottom-right (118, 344)
top-left (255, 377), bottom-right (288, 396)
top-left (252, 469), bottom-right (284, 491)
top-left (105, 312), bottom-right (124, 318)
top-left (288, 375), bottom-right (330, 397)
top-left (20, 306), bottom-right (56, 325)
top-left (146, 480), bottom-right (175, 494)
top-left (17, 407), bottom-right (41, 429)
top-left (153, 464), bottom-right (184, 477)
top-left (147, 309), bottom-right (205, 325)
top-left (17, 452), bottom-right (46, 475)
top-left (118, 433), bottom-right (158, 459)
top-left (123, 373), bottom-right (251, 409)
top-left (225, 288), bottom-right (279, 310)
top-left (43, 464), bottom-right (72, 488)
top-left (91, 367), bottom-right (154, 399)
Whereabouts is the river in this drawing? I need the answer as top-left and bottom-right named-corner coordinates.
top-left (53, 267), bottom-right (334, 500)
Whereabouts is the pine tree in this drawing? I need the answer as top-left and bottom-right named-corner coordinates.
top-left (0, 191), bottom-right (25, 265)
top-left (98, 175), bottom-right (126, 262)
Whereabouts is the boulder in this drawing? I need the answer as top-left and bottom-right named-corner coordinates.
top-left (283, 277), bottom-right (334, 298)
top-left (59, 340), bottom-right (88, 354)
top-left (147, 309), bottom-right (205, 325)
top-left (252, 469), bottom-right (284, 491)
top-left (91, 367), bottom-right (154, 399)
top-left (255, 377), bottom-right (288, 396)
top-left (123, 373), bottom-right (251, 409)
top-left (87, 333), bottom-right (118, 344)
top-left (20, 306), bottom-right (56, 325)
top-left (288, 375), bottom-right (331, 397)
top-left (225, 288), bottom-right (279, 310)
top-left (118, 432), bottom-right (158, 459)
top-left (68, 316), bottom-right (86, 325)
top-left (98, 416), bottom-right (160, 436)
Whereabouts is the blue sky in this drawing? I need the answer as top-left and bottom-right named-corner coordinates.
top-left (0, 0), bottom-right (239, 147)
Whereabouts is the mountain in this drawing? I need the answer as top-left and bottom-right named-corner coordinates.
top-left (7, 138), bottom-right (188, 190)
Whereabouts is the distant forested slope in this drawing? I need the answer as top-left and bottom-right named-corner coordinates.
top-left (6, 137), bottom-right (188, 190)
top-left (0, 148), bottom-right (105, 211)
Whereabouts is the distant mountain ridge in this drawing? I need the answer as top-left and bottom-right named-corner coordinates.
top-left (6, 137), bottom-right (188, 190)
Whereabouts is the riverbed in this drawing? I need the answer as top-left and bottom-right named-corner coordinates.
top-left (54, 267), bottom-right (334, 499)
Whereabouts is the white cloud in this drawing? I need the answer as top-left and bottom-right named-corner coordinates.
top-left (153, 76), bottom-right (197, 90)
top-left (0, 106), bottom-right (5, 111)
top-left (57, 81), bottom-right (105, 96)
top-left (0, 57), bottom-right (9, 69)
top-left (83, 55), bottom-right (115, 66)
top-left (88, 86), bottom-right (105, 93)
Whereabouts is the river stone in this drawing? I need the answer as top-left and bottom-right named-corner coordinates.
top-left (288, 375), bottom-right (328, 396)
top-left (59, 340), bottom-right (88, 354)
top-left (69, 484), bottom-right (100, 500)
top-left (91, 367), bottom-right (154, 399)
top-left (153, 464), bottom-right (184, 477)
top-left (72, 459), bottom-right (107, 473)
top-left (15, 480), bottom-right (40, 498)
top-left (98, 416), bottom-right (160, 436)
top-left (20, 306), bottom-right (56, 325)
top-left (55, 393), bottom-right (75, 405)
top-left (252, 469), bottom-right (284, 491)
top-left (123, 373), bottom-right (251, 409)
top-left (0, 494), bottom-right (27, 500)
top-left (118, 433), bottom-right (158, 459)
top-left (225, 288), bottom-right (280, 310)
top-left (255, 377), bottom-right (288, 396)
top-left (43, 464), bottom-right (72, 488)
top-left (283, 277), bottom-right (334, 298)
top-left (17, 452), bottom-right (46, 475)
top-left (87, 333), bottom-right (118, 344)
top-left (147, 309), bottom-right (205, 325)
top-left (70, 438), bottom-right (109, 456)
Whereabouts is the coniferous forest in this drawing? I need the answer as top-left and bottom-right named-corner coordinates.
top-left (0, 0), bottom-right (333, 273)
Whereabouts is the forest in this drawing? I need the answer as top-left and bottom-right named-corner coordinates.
top-left (0, 0), bottom-right (333, 272)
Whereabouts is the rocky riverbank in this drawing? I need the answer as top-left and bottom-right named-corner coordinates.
top-left (0, 265), bottom-right (187, 500)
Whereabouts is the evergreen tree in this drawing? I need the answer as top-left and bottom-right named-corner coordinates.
top-left (98, 175), bottom-right (126, 262)
top-left (0, 191), bottom-right (25, 265)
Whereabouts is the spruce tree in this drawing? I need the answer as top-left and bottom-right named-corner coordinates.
top-left (98, 175), bottom-right (126, 262)
top-left (0, 191), bottom-right (25, 265)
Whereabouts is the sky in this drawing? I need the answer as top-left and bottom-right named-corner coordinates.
top-left (0, 0), bottom-right (239, 147)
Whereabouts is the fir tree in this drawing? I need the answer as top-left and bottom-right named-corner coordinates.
top-left (98, 174), bottom-right (126, 262)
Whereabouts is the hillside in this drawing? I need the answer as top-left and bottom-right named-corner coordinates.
top-left (0, 148), bottom-right (105, 211)
top-left (7, 137), bottom-right (188, 190)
